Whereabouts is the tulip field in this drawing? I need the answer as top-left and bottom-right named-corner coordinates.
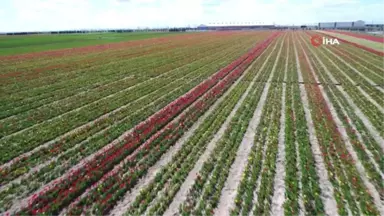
top-left (0, 30), bottom-right (383, 216)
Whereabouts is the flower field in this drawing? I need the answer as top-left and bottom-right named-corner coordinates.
top-left (324, 30), bottom-right (384, 43)
top-left (0, 30), bottom-right (383, 216)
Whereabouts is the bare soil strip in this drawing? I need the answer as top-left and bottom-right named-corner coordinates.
top-left (293, 40), bottom-right (339, 216)
top-left (163, 39), bottom-right (281, 216)
top-left (215, 36), bottom-right (284, 216)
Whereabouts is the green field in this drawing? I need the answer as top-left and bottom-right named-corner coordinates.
top-left (0, 32), bottom-right (181, 56)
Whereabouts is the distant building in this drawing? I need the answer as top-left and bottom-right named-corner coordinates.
top-left (197, 24), bottom-right (208, 31)
top-left (319, 22), bottom-right (335, 29)
top-left (353, 20), bottom-right (365, 27)
top-left (197, 22), bottom-right (276, 31)
top-left (336, 22), bottom-right (353, 28)
top-left (318, 20), bottom-right (365, 30)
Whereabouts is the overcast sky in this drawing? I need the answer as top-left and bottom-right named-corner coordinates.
top-left (0, 0), bottom-right (383, 32)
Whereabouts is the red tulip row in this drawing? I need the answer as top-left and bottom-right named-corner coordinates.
top-left (17, 32), bottom-right (281, 215)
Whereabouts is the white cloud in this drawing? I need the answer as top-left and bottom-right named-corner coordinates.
top-left (310, 0), bottom-right (358, 8)
top-left (5, 0), bottom-right (95, 31)
top-left (0, 0), bottom-right (383, 32)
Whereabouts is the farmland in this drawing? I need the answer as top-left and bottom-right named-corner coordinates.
top-left (0, 30), bottom-right (383, 216)
top-left (0, 32), bottom-right (179, 56)
top-left (319, 30), bottom-right (384, 53)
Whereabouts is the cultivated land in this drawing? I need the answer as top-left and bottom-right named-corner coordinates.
top-left (0, 30), bottom-right (383, 216)
top-left (317, 30), bottom-right (384, 52)
top-left (325, 30), bottom-right (384, 43)
top-left (0, 32), bottom-right (180, 56)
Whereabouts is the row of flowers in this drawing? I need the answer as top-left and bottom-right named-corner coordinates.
top-left (180, 36), bottom-right (281, 216)
top-left (0, 36), bottom-right (253, 213)
top-left (16, 32), bottom-right (280, 215)
top-left (125, 34), bottom-right (278, 216)
top-left (1, 36), bottom-right (232, 179)
top-left (300, 34), bottom-right (383, 210)
top-left (316, 31), bottom-right (384, 57)
top-left (297, 39), bottom-right (379, 215)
